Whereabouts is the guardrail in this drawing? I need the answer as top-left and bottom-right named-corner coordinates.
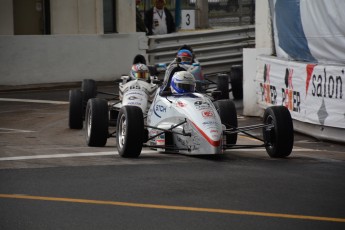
top-left (147, 25), bottom-right (255, 75)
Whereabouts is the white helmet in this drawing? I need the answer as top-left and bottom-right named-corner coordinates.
top-left (170, 71), bottom-right (196, 94)
top-left (130, 64), bottom-right (150, 81)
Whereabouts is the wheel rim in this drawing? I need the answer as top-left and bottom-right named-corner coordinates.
top-left (265, 115), bottom-right (276, 148)
top-left (118, 114), bottom-right (126, 149)
top-left (87, 108), bottom-right (92, 138)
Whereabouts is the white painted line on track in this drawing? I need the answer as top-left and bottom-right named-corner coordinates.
top-left (0, 148), bottom-right (318, 161)
top-left (0, 98), bottom-right (68, 105)
top-left (0, 128), bottom-right (36, 133)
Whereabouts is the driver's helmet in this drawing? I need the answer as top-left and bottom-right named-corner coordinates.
top-left (130, 63), bottom-right (150, 81)
top-left (170, 71), bottom-right (196, 94)
top-left (177, 49), bottom-right (193, 65)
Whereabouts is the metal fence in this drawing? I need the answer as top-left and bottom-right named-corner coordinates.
top-left (138, 0), bottom-right (255, 28)
top-left (147, 25), bottom-right (255, 75)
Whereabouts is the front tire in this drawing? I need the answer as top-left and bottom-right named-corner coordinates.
top-left (69, 89), bottom-right (83, 129)
top-left (85, 98), bottom-right (108, 147)
top-left (263, 106), bottom-right (294, 158)
top-left (214, 99), bottom-right (238, 145)
top-left (116, 106), bottom-right (144, 158)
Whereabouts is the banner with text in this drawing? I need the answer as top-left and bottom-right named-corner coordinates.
top-left (256, 55), bottom-right (345, 129)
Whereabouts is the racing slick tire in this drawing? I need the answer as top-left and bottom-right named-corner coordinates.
top-left (263, 106), bottom-right (294, 158)
top-left (116, 106), bottom-right (144, 158)
top-left (230, 66), bottom-right (243, 100)
top-left (216, 74), bottom-right (230, 99)
top-left (85, 98), bottom-right (109, 147)
top-left (81, 79), bottom-right (97, 119)
top-left (69, 89), bottom-right (83, 129)
top-left (214, 99), bottom-right (238, 145)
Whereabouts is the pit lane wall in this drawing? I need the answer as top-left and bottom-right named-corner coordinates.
top-left (255, 55), bottom-right (345, 142)
top-left (0, 33), bottom-right (147, 86)
top-left (244, 0), bottom-right (345, 143)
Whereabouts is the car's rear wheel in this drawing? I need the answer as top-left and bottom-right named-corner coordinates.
top-left (69, 89), bottom-right (83, 129)
top-left (81, 79), bottom-right (97, 119)
top-left (214, 99), bottom-right (238, 145)
top-left (230, 66), bottom-right (243, 99)
top-left (85, 98), bottom-right (108, 147)
top-left (216, 74), bottom-right (230, 99)
top-left (116, 106), bottom-right (144, 158)
top-left (263, 106), bottom-right (294, 158)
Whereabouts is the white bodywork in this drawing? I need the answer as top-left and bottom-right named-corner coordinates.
top-left (147, 91), bottom-right (224, 155)
top-left (115, 76), bottom-right (158, 113)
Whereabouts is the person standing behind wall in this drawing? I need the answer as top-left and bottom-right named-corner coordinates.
top-left (144, 0), bottom-right (176, 35)
top-left (136, 0), bottom-right (147, 33)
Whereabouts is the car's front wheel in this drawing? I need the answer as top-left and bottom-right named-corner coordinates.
top-left (85, 98), bottom-right (108, 147)
top-left (263, 106), bottom-right (294, 158)
top-left (116, 106), bottom-right (144, 158)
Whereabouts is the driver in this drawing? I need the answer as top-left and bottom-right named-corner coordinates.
top-left (176, 49), bottom-right (193, 65)
top-left (130, 63), bottom-right (150, 81)
top-left (170, 71), bottom-right (196, 94)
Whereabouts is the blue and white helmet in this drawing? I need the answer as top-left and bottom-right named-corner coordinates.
top-left (177, 49), bottom-right (193, 65)
top-left (170, 71), bottom-right (196, 94)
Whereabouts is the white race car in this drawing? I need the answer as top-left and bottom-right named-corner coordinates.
top-left (116, 63), bottom-right (294, 158)
top-left (68, 55), bottom-right (159, 147)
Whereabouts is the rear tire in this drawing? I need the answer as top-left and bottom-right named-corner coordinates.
top-left (81, 79), bottom-right (97, 119)
top-left (116, 106), bottom-right (144, 158)
top-left (230, 67), bottom-right (243, 99)
top-left (85, 98), bottom-right (108, 147)
top-left (263, 106), bottom-right (294, 158)
top-left (216, 74), bottom-right (230, 99)
top-left (69, 89), bottom-right (83, 129)
top-left (214, 99), bottom-right (238, 145)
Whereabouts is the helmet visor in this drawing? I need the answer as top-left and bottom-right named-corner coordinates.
top-left (135, 71), bottom-right (149, 80)
top-left (180, 56), bottom-right (192, 64)
top-left (175, 82), bottom-right (195, 93)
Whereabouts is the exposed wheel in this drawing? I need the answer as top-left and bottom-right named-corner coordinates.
top-left (81, 79), bottom-right (97, 119)
top-left (230, 66), bottom-right (243, 99)
top-left (214, 99), bottom-right (238, 145)
top-left (69, 89), bottom-right (83, 129)
top-left (85, 98), bottom-right (109, 147)
top-left (263, 106), bottom-right (294, 158)
top-left (116, 106), bottom-right (144, 158)
top-left (216, 74), bottom-right (230, 99)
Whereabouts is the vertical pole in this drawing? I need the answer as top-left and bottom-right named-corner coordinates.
top-left (195, 0), bottom-right (208, 29)
top-left (175, 0), bottom-right (181, 29)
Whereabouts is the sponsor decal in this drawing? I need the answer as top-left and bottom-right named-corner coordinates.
top-left (282, 68), bottom-right (301, 112)
top-left (126, 92), bottom-right (145, 96)
top-left (153, 101), bottom-right (167, 118)
top-left (260, 64), bottom-right (277, 105)
top-left (176, 100), bottom-right (187, 108)
top-left (310, 67), bottom-right (343, 99)
top-left (128, 96), bottom-right (140, 100)
top-left (202, 110), bottom-right (214, 118)
top-left (203, 121), bottom-right (218, 125)
top-left (127, 102), bottom-right (142, 106)
top-left (129, 85), bottom-right (141, 90)
top-left (194, 101), bottom-right (210, 110)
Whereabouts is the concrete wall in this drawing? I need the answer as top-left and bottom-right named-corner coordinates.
top-left (51, 0), bottom-right (103, 34)
top-left (0, 33), bottom-right (148, 85)
top-left (117, 0), bottom-right (136, 33)
top-left (0, 0), bottom-right (13, 35)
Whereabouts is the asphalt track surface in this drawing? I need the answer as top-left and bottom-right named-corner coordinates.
top-left (0, 86), bottom-right (344, 230)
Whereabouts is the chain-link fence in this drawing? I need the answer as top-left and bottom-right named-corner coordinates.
top-left (138, 0), bottom-right (255, 28)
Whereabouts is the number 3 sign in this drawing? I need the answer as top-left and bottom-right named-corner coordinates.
top-left (181, 10), bottom-right (195, 30)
